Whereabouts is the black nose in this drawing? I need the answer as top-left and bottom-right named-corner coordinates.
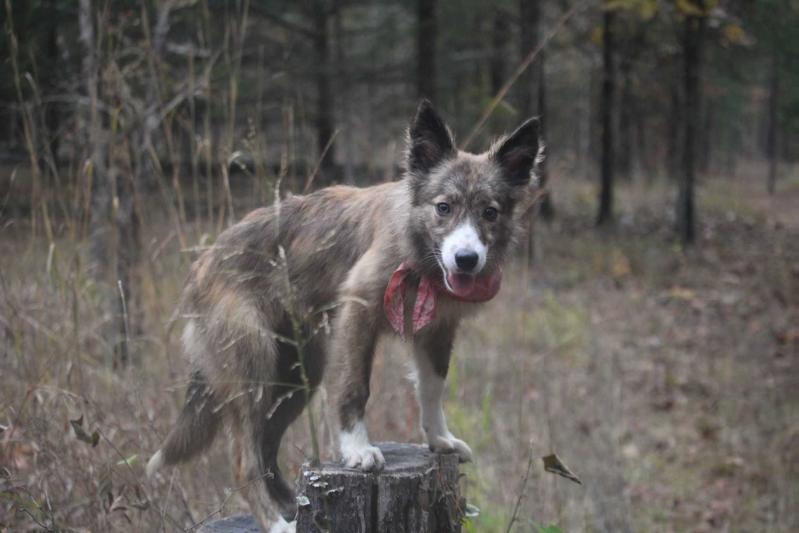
top-left (455, 250), bottom-right (479, 271)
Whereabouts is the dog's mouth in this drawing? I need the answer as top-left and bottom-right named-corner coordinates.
top-left (445, 271), bottom-right (475, 295)
top-left (441, 267), bottom-right (503, 302)
top-left (432, 250), bottom-right (501, 301)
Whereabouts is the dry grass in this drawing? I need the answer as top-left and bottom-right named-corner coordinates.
top-left (4, 2), bottom-right (796, 531)
top-left (1, 173), bottom-right (798, 532)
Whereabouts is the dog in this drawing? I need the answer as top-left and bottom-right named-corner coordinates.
top-left (146, 101), bottom-right (543, 532)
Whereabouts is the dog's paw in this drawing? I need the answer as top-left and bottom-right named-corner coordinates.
top-left (341, 443), bottom-right (385, 471)
top-left (428, 434), bottom-right (473, 463)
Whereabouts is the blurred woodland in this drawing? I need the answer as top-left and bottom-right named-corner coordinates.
top-left (1, 0), bottom-right (798, 531)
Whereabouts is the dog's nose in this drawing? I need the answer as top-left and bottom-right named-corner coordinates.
top-left (455, 250), bottom-right (479, 272)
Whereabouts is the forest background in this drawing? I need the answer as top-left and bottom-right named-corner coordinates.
top-left (1, 0), bottom-right (797, 531)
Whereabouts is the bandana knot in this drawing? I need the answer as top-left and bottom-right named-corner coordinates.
top-left (383, 262), bottom-right (502, 338)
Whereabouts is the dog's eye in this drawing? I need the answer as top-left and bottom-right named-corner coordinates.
top-left (436, 202), bottom-right (451, 216)
top-left (483, 207), bottom-right (498, 221)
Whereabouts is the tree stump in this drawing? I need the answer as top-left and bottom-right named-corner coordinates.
top-left (199, 442), bottom-right (464, 533)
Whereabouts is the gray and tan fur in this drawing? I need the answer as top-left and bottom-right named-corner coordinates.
top-left (147, 101), bottom-right (543, 532)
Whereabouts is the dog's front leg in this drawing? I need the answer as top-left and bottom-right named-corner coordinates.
top-left (332, 297), bottom-right (385, 471)
top-left (413, 324), bottom-right (473, 463)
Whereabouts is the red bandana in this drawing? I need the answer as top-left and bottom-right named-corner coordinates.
top-left (383, 262), bottom-right (502, 338)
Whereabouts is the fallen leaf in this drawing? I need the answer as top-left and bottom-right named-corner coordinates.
top-left (612, 253), bottom-right (632, 279)
top-left (542, 453), bottom-right (582, 485)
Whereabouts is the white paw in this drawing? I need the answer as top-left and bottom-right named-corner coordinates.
top-left (339, 421), bottom-right (385, 471)
top-left (428, 434), bottom-right (473, 463)
top-left (268, 517), bottom-right (295, 533)
top-left (342, 443), bottom-right (385, 471)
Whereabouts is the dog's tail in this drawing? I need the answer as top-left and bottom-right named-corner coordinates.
top-left (146, 370), bottom-right (222, 478)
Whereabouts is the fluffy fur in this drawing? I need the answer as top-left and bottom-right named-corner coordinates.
top-left (147, 101), bottom-right (543, 531)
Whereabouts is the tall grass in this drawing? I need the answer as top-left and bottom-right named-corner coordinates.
top-left (2, 3), bottom-right (798, 532)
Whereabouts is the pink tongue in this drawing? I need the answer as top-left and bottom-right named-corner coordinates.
top-left (446, 268), bottom-right (502, 302)
top-left (448, 273), bottom-right (476, 296)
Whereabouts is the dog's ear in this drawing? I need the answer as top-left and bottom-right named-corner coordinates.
top-left (407, 100), bottom-right (456, 175)
top-left (490, 117), bottom-right (542, 187)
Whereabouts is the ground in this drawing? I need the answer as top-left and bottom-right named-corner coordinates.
top-left (1, 170), bottom-right (797, 531)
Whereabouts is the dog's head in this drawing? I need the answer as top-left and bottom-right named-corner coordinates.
top-left (405, 100), bottom-right (543, 297)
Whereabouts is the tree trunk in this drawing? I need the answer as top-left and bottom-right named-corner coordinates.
top-left (199, 443), bottom-right (464, 533)
top-left (117, 2), bottom-right (173, 367)
top-left (470, 13), bottom-right (483, 96)
top-left (81, 0), bottom-right (143, 368)
top-left (81, 0), bottom-right (125, 367)
top-left (537, 50), bottom-right (554, 221)
top-left (578, 69), bottom-right (591, 177)
top-left (677, 7), bottom-right (706, 245)
top-left (313, 2), bottom-right (335, 186)
top-left (518, 0), bottom-right (551, 212)
top-left (588, 64), bottom-right (599, 171)
top-left (597, 9), bottom-right (615, 227)
top-left (699, 99), bottom-right (712, 174)
top-left (490, 9), bottom-right (509, 96)
top-left (618, 53), bottom-right (632, 180)
top-left (80, 0), bottom-right (110, 276)
top-left (334, 0), bottom-right (355, 184)
top-left (635, 97), bottom-right (653, 179)
top-left (417, 0), bottom-right (437, 100)
top-left (518, 0), bottom-right (539, 118)
top-left (518, 0), bottom-right (552, 266)
top-left (666, 65), bottom-right (680, 180)
top-left (766, 54), bottom-right (779, 195)
top-left (43, 7), bottom-right (61, 170)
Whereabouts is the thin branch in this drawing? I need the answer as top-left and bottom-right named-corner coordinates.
top-left (462, 0), bottom-right (590, 150)
top-left (505, 440), bottom-right (536, 533)
top-left (303, 128), bottom-right (340, 194)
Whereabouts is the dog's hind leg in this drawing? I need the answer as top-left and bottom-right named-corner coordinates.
top-left (254, 388), bottom-right (308, 521)
top-left (236, 326), bottom-right (326, 529)
top-left (230, 385), bottom-right (298, 530)
top-left (234, 411), bottom-right (296, 533)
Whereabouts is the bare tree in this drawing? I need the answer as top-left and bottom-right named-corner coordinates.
top-left (312, 0), bottom-right (336, 185)
top-left (519, 0), bottom-right (553, 222)
top-left (79, 0), bottom-right (132, 367)
top-left (417, 0), bottom-right (437, 100)
top-left (666, 60), bottom-right (681, 180)
top-left (766, 53), bottom-right (779, 195)
top-left (334, 0), bottom-right (355, 184)
top-left (618, 42), bottom-right (633, 180)
top-left (518, 0), bottom-right (539, 120)
top-left (677, 1), bottom-right (706, 245)
top-left (490, 8), bottom-right (509, 96)
top-left (597, 7), bottom-right (616, 227)
top-left (618, 19), bottom-right (648, 181)
top-left (80, 0), bottom-right (110, 277)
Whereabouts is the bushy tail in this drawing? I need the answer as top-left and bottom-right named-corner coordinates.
top-left (146, 370), bottom-right (222, 477)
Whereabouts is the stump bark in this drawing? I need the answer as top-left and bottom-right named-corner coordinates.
top-left (199, 442), bottom-right (464, 533)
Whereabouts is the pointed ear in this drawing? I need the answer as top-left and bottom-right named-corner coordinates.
top-left (491, 118), bottom-right (542, 187)
top-left (406, 100), bottom-right (456, 175)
